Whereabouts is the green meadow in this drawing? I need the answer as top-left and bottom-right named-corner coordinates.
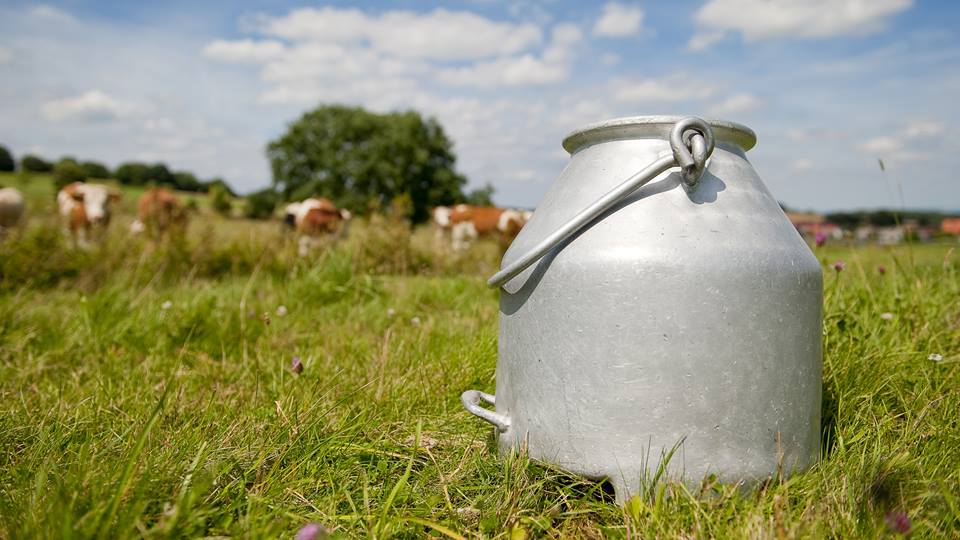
top-left (1, 173), bottom-right (958, 538)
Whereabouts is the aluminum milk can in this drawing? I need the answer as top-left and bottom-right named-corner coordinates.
top-left (462, 116), bottom-right (822, 502)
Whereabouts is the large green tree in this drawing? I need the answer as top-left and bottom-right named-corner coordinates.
top-left (267, 105), bottom-right (467, 222)
top-left (115, 162), bottom-right (149, 185)
top-left (0, 145), bottom-right (14, 172)
top-left (21, 154), bottom-right (53, 173)
top-left (80, 161), bottom-right (111, 179)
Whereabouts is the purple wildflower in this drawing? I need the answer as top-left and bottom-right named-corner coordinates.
top-left (884, 509), bottom-right (910, 535)
top-left (814, 232), bottom-right (827, 247)
top-left (877, 265), bottom-right (887, 275)
top-left (295, 522), bottom-right (329, 540)
top-left (832, 261), bottom-right (845, 272)
top-left (291, 356), bottom-right (304, 375)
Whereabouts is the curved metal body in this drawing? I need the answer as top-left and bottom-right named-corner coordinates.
top-left (464, 116), bottom-right (823, 502)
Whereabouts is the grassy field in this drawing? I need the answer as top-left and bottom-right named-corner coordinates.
top-left (0, 183), bottom-right (958, 538)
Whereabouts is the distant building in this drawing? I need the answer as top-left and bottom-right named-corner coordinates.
top-left (854, 225), bottom-right (876, 242)
top-left (942, 218), bottom-right (960, 235)
top-left (877, 227), bottom-right (905, 245)
top-left (786, 212), bottom-right (843, 239)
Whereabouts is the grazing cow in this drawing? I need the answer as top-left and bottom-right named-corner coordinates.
top-left (284, 198), bottom-right (352, 256)
top-left (134, 188), bottom-right (186, 238)
top-left (448, 204), bottom-right (529, 251)
top-left (0, 187), bottom-right (26, 238)
top-left (431, 205), bottom-right (453, 244)
top-left (57, 182), bottom-right (121, 248)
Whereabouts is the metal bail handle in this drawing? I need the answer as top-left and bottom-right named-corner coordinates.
top-left (487, 117), bottom-right (715, 289)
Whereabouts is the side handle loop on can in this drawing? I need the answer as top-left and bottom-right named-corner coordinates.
top-left (487, 117), bottom-right (715, 290)
top-left (461, 390), bottom-right (510, 432)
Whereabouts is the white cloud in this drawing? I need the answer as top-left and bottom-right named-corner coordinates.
top-left (256, 42), bottom-right (428, 106)
top-left (903, 120), bottom-right (944, 138)
top-left (0, 46), bottom-right (12, 65)
top-left (600, 52), bottom-right (620, 66)
top-left (785, 128), bottom-right (849, 142)
top-left (28, 4), bottom-right (75, 24)
top-left (708, 93), bottom-right (764, 115)
top-left (505, 169), bottom-right (542, 183)
top-left (438, 23), bottom-right (582, 88)
top-left (611, 75), bottom-right (717, 103)
top-left (693, 0), bottom-right (913, 42)
top-left (204, 7), bottom-right (582, 103)
top-left (687, 31), bottom-right (726, 52)
top-left (202, 39), bottom-right (286, 63)
top-left (437, 54), bottom-right (568, 88)
top-left (41, 90), bottom-right (142, 122)
top-left (856, 121), bottom-right (944, 165)
top-left (859, 136), bottom-right (902, 154)
top-left (790, 158), bottom-right (814, 171)
top-left (258, 7), bottom-right (543, 61)
top-left (593, 3), bottom-right (644, 37)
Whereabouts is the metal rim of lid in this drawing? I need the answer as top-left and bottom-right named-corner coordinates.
top-left (562, 115), bottom-right (757, 155)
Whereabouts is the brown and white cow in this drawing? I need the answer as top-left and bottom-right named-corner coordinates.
top-left (431, 205), bottom-right (453, 245)
top-left (283, 198), bottom-right (352, 256)
top-left (133, 188), bottom-right (187, 238)
top-left (0, 187), bottom-right (26, 238)
top-left (448, 204), bottom-right (530, 251)
top-left (57, 182), bottom-right (121, 248)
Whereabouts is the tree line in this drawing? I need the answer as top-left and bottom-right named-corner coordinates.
top-left (824, 210), bottom-right (955, 228)
top-left (3, 105), bottom-right (497, 223)
top-left (0, 145), bottom-right (235, 196)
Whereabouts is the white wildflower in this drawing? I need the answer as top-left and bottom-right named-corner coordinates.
top-left (161, 300), bottom-right (173, 310)
top-left (410, 316), bottom-right (421, 326)
top-left (276, 305), bottom-right (288, 317)
top-left (928, 353), bottom-right (944, 362)
top-left (386, 308), bottom-right (396, 318)
top-left (880, 312), bottom-right (894, 320)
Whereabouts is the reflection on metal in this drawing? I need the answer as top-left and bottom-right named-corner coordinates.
top-left (488, 118), bottom-right (715, 290)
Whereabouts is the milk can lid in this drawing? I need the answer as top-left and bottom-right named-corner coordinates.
top-left (562, 115), bottom-right (756, 155)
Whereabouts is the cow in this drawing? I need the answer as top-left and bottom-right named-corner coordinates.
top-left (57, 182), bottom-right (121, 248)
top-left (431, 205), bottom-right (453, 245)
top-left (0, 187), bottom-right (26, 239)
top-left (448, 204), bottom-right (529, 251)
top-left (133, 188), bottom-right (187, 238)
top-left (283, 198), bottom-right (352, 256)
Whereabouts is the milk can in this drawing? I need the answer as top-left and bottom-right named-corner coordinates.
top-left (462, 116), bottom-right (822, 502)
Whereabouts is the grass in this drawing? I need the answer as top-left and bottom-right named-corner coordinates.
top-left (0, 189), bottom-right (958, 538)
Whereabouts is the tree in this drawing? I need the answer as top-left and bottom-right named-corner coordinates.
top-left (146, 163), bottom-right (176, 187)
top-left (115, 162), bottom-right (149, 185)
top-left (466, 183), bottom-right (496, 206)
top-left (209, 184), bottom-right (233, 216)
top-left (203, 178), bottom-right (236, 197)
top-left (21, 154), bottom-right (53, 173)
top-left (243, 188), bottom-right (280, 220)
top-left (172, 171), bottom-right (202, 192)
top-left (53, 161), bottom-right (87, 192)
top-left (267, 105), bottom-right (467, 223)
top-left (0, 145), bottom-right (14, 172)
top-left (80, 161), bottom-right (111, 179)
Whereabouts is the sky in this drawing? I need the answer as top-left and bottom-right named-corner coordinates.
top-left (0, 0), bottom-right (958, 211)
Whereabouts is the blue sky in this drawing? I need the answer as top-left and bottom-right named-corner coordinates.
top-left (1, 0), bottom-right (958, 211)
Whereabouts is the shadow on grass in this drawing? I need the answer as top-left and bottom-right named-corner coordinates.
top-left (821, 382), bottom-right (839, 459)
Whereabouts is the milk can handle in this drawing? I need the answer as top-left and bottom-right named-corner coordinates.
top-left (461, 390), bottom-right (510, 432)
top-left (487, 117), bottom-right (715, 289)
